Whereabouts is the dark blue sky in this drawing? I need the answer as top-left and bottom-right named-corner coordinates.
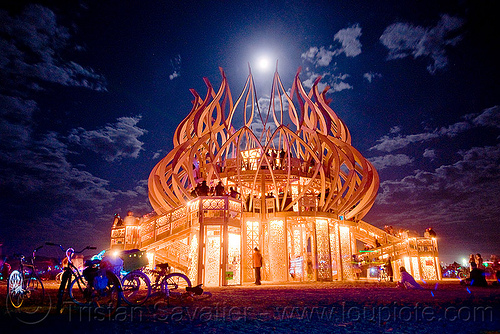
top-left (0, 0), bottom-right (498, 263)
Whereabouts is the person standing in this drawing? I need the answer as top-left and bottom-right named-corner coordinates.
top-left (123, 210), bottom-right (139, 225)
top-left (424, 228), bottom-right (430, 238)
top-left (230, 187), bottom-right (240, 199)
top-left (385, 258), bottom-right (394, 282)
top-left (214, 181), bottom-right (225, 196)
top-left (279, 149), bottom-right (286, 169)
top-left (198, 180), bottom-right (209, 196)
top-left (253, 247), bottom-right (263, 285)
top-left (469, 254), bottom-right (476, 270)
top-left (476, 253), bottom-right (484, 270)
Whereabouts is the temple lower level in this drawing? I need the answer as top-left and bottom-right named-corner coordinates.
top-left (110, 195), bottom-right (441, 286)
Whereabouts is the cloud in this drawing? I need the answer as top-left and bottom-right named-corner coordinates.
top-left (471, 105), bottom-right (500, 128)
top-left (376, 144), bottom-right (500, 211)
top-left (437, 121), bottom-right (471, 137)
top-left (370, 106), bottom-right (499, 152)
top-left (169, 71), bottom-right (180, 80)
top-left (302, 72), bottom-right (352, 93)
top-left (0, 95), bottom-right (37, 147)
top-left (0, 5), bottom-right (107, 92)
top-left (423, 148), bottom-right (436, 159)
top-left (0, 131), bottom-right (116, 209)
top-left (363, 72), bottom-right (382, 83)
top-left (334, 24), bottom-right (362, 57)
top-left (369, 154), bottom-right (413, 170)
top-left (370, 132), bottom-right (439, 152)
top-left (69, 116), bottom-right (147, 162)
top-left (134, 179), bottom-right (149, 197)
top-left (0, 4), bottom-right (149, 254)
top-left (301, 24), bottom-right (362, 68)
top-left (366, 107), bottom-right (500, 260)
top-left (366, 143), bottom-right (500, 262)
top-left (169, 54), bottom-right (181, 80)
top-left (0, 133), bottom-right (119, 250)
top-left (332, 82), bottom-right (353, 92)
top-left (0, 125), bottom-right (150, 253)
top-left (152, 149), bottom-right (163, 160)
top-left (300, 24), bottom-right (361, 94)
top-left (380, 14), bottom-right (464, 74)
top-left (301, 47), bottom-right (335, 67)
top-left (390, 126), bottom-right (401, 134)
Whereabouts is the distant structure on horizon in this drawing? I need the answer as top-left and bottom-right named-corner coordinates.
top-left (110, 67), bottom-right (441, 286)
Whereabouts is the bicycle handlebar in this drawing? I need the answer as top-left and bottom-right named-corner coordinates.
top-left (11, 245), bottom-right (44, 265)
top-left (46, 243), bottom-right (97, 265)
top-left (32, 245), bottom-right (43, 261)
top-left (45, 242), bottom-right (64, 252)
top-left (45, 242), bottom-right (96, 254)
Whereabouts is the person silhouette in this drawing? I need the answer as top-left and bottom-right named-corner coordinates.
top-left (253, 247), bottom-right (263, 285)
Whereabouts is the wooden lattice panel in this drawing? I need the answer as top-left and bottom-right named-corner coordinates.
top-left (420, 257), bottom-right (438, 280)
top-left (412, 257), bottom-right (421, 281)
top-left (202, 198), bottom-right (225, 210)
top-left (244, 221), bottom-right (259, 281)
top-left (188, 234), bottom-right (198, 285)
top-left (156, 215), bottom-right (168, 227)
top-left (111, 228), bottom-right (125, 238)
top-left (339, 225), bottom-right (353, 279)
top-left (329, 224), bottom-right (339, 278)
top-left (316, 219), bottom-right (331, 280)
top-left (268, 219), bottom-right (287, 281)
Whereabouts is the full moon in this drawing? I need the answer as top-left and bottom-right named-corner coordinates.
top-left (257, 57), bottom-right (270, 71)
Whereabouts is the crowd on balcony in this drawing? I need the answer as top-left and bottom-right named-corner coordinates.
top-left (382, 225), bottom-right (438, 240)
top-left (191, 180), bottom-right (240, 199)
top-left (423, 227), bottom-right (437, 238)
top-left (213, 148), bottom-right (326, 175)
top-left (112, 210), bottom-right (143, 227)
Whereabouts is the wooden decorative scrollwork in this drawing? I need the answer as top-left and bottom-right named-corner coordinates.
top-left (148, 67), bottom-right (379, 221)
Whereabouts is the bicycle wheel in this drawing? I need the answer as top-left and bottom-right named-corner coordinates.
top-left (121, 270), bottom-right (151, 306)
top-left (90, 270), bottom-right (121, 314)
top-left (8, 270), bottom-right (24, 308)
top-left (161, 273), bottom-right (191, 301)
top-left (69, 275), bottom-right (90, 306)
top-left (23, 276), bottom-right (45, 307)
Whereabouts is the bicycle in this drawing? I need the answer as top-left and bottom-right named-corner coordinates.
top-left (143, 262), bottom-right (192, 304)
top-left (377, 266), bottom-right (389, 282)
top-left (7, 246), bottom-right (45, 309)
top-left (111, 249), bottom-right (152, 306)
top-left (46, 242), bottom-right (121, 314)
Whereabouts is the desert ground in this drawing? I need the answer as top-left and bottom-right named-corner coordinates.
top-left (1, 280), bottom-right (499, 333)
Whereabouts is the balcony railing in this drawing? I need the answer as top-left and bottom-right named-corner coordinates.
top-left (138, 196), bottom-right (242, 247)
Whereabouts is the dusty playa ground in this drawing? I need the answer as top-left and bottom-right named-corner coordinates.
top-left (2, 280), bottom-right (499, 333)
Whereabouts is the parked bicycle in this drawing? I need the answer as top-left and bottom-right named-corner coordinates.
top-left (143, 262), bottom-right (192, 304)
top-left (46, 242), bottom-right (121, 314)
top-left (7, 246), bottom-right (45, 309)
top-left (106, 249), bottom-right (151, 306)
top-left (377, 266), bottom-right (390, 282)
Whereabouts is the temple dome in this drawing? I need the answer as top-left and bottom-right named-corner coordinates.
top-left (148, 67), bottom-right (379, 221)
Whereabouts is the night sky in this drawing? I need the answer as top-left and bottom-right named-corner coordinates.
top-left (0, 0), bottom-right (498, 264)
